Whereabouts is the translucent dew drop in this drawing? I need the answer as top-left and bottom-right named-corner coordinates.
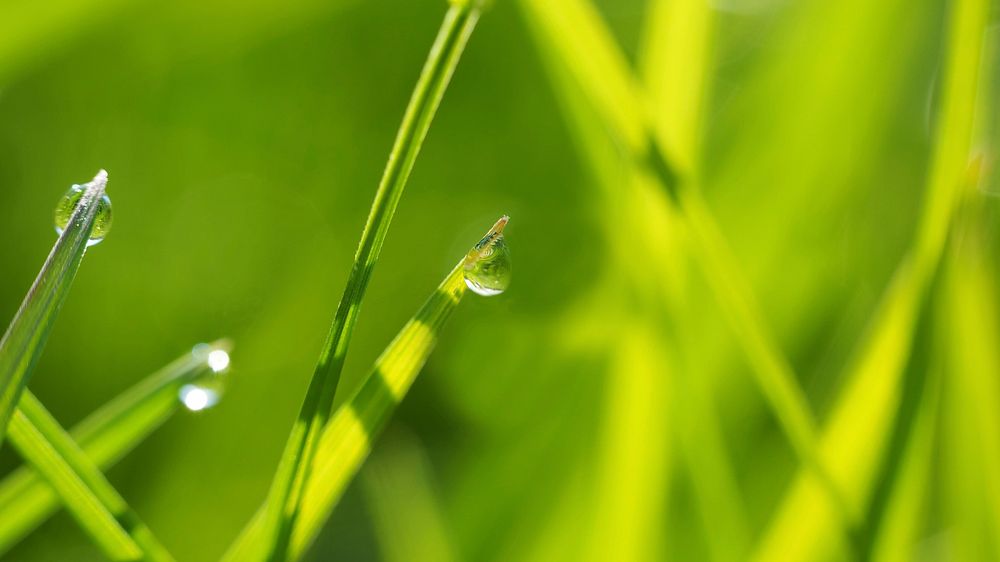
top-left (181, 344), bottom-right (231, 411)
top-left (463, 215), bottom-right (511, 297)
top-left (53, 177), bottom-right (113, 246)
top-left (179, 385), bottom-right (219, 411)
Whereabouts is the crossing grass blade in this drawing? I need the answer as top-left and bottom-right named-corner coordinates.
top-left (8, 391), bottom-right (175, 561)
top-left (0, 341), bottom-right (230, 555)
top-left (0, 170), bottom-right (109, 448)
top-left (516, 0), bottom-right (851, 533)
top-left (254, 3), bottom-right (482, 559)
top-left (223, 216), bottom-right (504, 561)
top-left (752, 0), bottom-right (991, 558)
top-left (520, 0), bottom-right (857, 540)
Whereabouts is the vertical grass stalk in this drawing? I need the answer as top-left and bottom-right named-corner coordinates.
top-left (225, 216), bottom-right (504, 561)
top-left (256, 3), bottom-right (482, 559)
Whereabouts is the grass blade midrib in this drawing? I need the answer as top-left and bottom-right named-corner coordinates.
top-left (254, 4), bottom-right (482, 560)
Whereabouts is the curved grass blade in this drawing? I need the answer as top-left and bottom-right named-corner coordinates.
top-left (0, 170), bottom-right (108, 447)
top-left (752, 0), bottom-right (991, 557)
top-left (224, 216), bottom-right (501, 561)
top-left (255, 3), bottom-right (482, 559)
top-left (0, 341), bottom-right (231, 555)
top-left (8, 391), bottom-right (174, 561)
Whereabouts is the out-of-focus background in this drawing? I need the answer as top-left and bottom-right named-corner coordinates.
top-left (0, 0), bottom-right (997, 560)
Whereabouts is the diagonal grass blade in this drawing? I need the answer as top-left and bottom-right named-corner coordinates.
top-left (0, 341), bottom-right (230, 554)
top-left (255, 3), bottom-right (483, 559)
top-left (0, 170), bottom-right (109, 447)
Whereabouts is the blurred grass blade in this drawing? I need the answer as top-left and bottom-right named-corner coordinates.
top-left (938, 202), bottom-right (1000, 560)
top-left (753, 0), bottom-right (990, 558)
top-left (0, 341), bottom-right (230, 555)
top-left (225, 216), bottom-right (503, 561)
top-left (517, 0), bottom-right (850, 527)
top-left (0, 170), bottom-right (108, 447)
top-left (639, 0), bottom-right (713, 170)
top-left (8, 391), bottom-right (174, 561)
top-left (256, 3), bottom-right (481, 558)
top-left (362, 429), bottom-right (455, 562)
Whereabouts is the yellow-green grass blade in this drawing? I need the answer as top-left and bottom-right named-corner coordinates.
top-left (0, 170), bottom-right (108, 448)
top-left (868, 369), bottom-right (940, 562)
top-left (638, 0), bottom-right (713, 171)
top-left (939, 206), bottom-right (1000, 560)
top-left (362, 429), bottom-right (455, 562)
top-left (585, 324), bottom-right (670, 562)
top-left (8, 392), bottom-right (174, 561)
top-left (522, 2), bottom-right (748, 556)
top-left (515, 0), bottom-right (848, 523)
top-left (0, 341), bottom-right (229, 555)
top-left (753, 0), bottom-right (991, 558)
top-left (256, 2), bottom-right (482, 560)
top-left (224, 216), bottom-right (503, 560)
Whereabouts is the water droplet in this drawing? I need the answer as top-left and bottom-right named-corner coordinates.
top-left (181, 344), bottom-right (231, 411)
top-left (54, 180), bottom-right (113, 246)
top-left (179, 385), bottom-right (219, 412)
top-left (464, 216), bottom-right (511, 296)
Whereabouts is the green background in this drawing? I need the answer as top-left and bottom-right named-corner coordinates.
top-left (0, 0), bottom-right (995, 560)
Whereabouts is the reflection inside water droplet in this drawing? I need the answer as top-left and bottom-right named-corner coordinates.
top-left (181, 344), bottom-right (231, 411)
top-left (179, 384), bottom-right (219, 411)
top-left (463, 216), bottom-right (511, 297)
top-left (53, 182), bottom-right (113, 246)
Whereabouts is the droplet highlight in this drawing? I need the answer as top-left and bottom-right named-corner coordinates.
top-left (181, 344), bottom-right (231, 411)
top-left (464, 215), bottom-right (511, 296)
top-left (54, 175), bottom-right (113, 246)
top-left (179, 385), bottom-right (219, 411)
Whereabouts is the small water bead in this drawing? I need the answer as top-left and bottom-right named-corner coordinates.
top-left (180, 345), bottom-right (231, 411)
top-left (53, 173), bottom-right (113, 246)
top-left (179, 385), bottom-right (219, 411)
top-left (463, 215), bottom-right (511, 297)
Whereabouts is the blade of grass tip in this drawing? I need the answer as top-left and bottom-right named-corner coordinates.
top-left (253, 3), bottom-right (482, 559)
top-left (753, 0), bottom-right (990, 558)
top-left (225, 216), bottom-right (505, 562)
top-left (517, 0), bottom-right (855, 530)
top-left (8, 391), bottom-right (174, 561)
top-left (0, 170), bottom-right (108, 447)
top-left (0, 341), bottom-right (231, 555)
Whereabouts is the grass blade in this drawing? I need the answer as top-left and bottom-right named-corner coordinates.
top-left (0, 170), bottom-right (108, 447)
top-left (8, 391), bottom-right (174, 561)
top-left (752, 0), bottom-right (991, 557)
top-left (362, 429), bottom-right (455, 562)
top-left (225, 216), bottom-right (503, 561)
top-left (0, 341), bottom-right (230, 554)
top-left (517, 0), bottom-right (851, 530)
top-left (255, 3), bottom-right (481, 558)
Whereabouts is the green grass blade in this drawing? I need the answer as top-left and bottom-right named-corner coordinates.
top-left (8, 391), bottom-right (174, 561)
top-left (0, 341), bottom-right (230, 555)
top-left (753, 0), bottom-right (991, 558)
top-left (224, 216), bottom-right (502, 561)
top-left (0, 170), bottom-right (108, 447)
top-left (255, 4), bottom-right (481, 559)
top-left (517, 0), bottom-right (851, 529)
